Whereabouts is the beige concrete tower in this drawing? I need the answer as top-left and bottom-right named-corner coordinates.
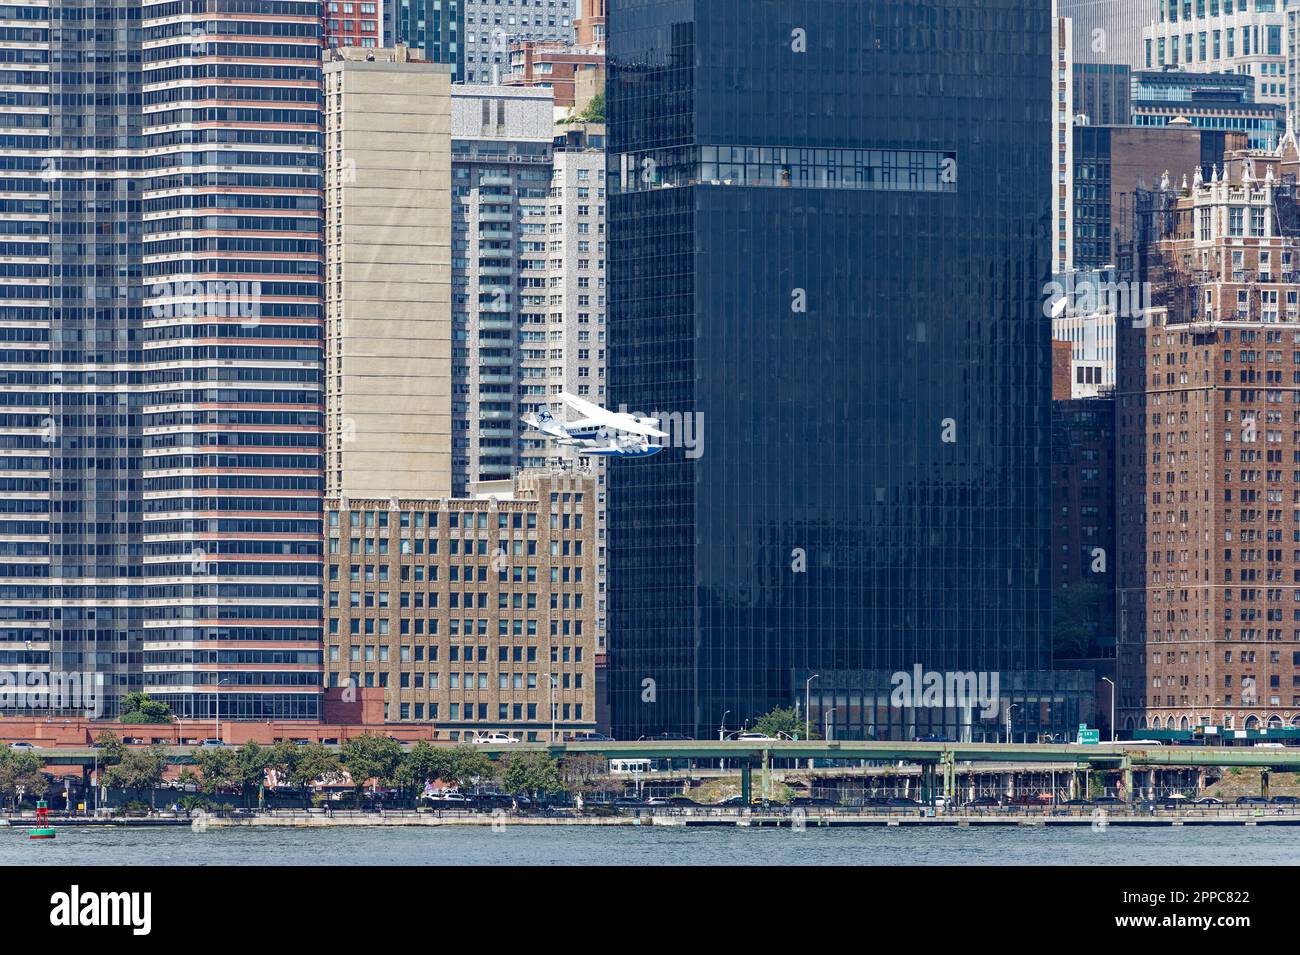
top-left (324, 47), bottom-right (453, 499)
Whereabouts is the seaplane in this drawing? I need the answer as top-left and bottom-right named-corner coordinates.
top-left (522, 392), bottom-right (667, 458)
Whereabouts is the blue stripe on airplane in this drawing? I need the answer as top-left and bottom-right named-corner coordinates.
top-left (585, 446), bottom-right (663, 458)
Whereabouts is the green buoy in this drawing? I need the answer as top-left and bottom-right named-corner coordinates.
top-left (28, 799), bottom-right (55, 840)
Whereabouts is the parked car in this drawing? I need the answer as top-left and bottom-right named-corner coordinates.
top-left (790, 796), bottom-right (837, 807)
top-left (1007, 794), bottom-right (1048, 806)
top-left (913, 734), bottom-right (954, 743)
top-left (885, 797), bottom-right (921, 807)
top-left (1092, 796), bottom-right (1126, 805)
top-left (462, 791), bottom-right (511, 810)
top-left (1193, 796), bottom-right (1223, 806)
top-left (472, 733), bottom-right (519, 745)
top-left (199, 739), bottom-right (225, 748)
top-left (424, 794), bottom-right (471, 807)
top-left (730, 732), bottom-right (775, 742)
top-left (1236, 796), bottom-right (1270, 806)
top-left (569, 731), bottom-right (615, 742)
top-left (1270, 795), bottom-right (1300, 805)
top-left (8, 741), bottom-right (35, 750)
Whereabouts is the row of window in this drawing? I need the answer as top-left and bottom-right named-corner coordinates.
top-left (387, 701), bottom-right (585, 722)
top-left (329, 618), bottom-right (585, 637)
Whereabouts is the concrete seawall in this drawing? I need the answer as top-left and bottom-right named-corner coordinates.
top-left (191, 812), bottom-right (632, 829)
top-left (189, 810), bottom-right (1300, 830)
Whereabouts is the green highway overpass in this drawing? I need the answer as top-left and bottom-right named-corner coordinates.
top-left (27, 739), bottom-right (1300, 770)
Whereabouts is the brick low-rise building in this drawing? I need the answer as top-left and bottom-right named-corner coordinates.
top-left (503, 0), bottom-right (604, 111)
top-left (323, 471), bottom-right (597, 740)
top-left (505, 40), bottom-right (604, 110)
top-left (1117, 134), bottom-right (1300, 735)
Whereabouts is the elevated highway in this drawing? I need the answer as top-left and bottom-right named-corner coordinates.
top-left (26, 739), bottom-right (1300, 805)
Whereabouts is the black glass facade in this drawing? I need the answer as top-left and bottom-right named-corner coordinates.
top-left (607, 0), bottom-right (1088, 741)
top-left (1072, 63), bottom-right (1132, 127)
top-left (1073, 126), bottom-right (1116, 273)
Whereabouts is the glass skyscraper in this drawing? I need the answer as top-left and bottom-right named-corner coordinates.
top-left (607, 0), bottom-right (1090, 741)
top-left (390, 0), bottom-right (463, 79)
top-left (2, 0), bottom-right (324, 719)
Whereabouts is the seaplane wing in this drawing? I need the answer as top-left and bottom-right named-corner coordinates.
top-left (559, 391), bottom-right (610, 420)
top-left (560, 392), bottom-right (668, 438)
top-left (609, 418), bottom-right (668, 438)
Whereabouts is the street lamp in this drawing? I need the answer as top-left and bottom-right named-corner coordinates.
top-left (824, 707), bottom-right (835, 742)
top-left (1005, 703), bottom-right (1020, 745)
top-left (1102, 677), bottom-right (1116, 742)
top-left (805, 674), bottom-right (819, 741)
top-left (718, 710), bottom-right (730, 741)
top-left (214, 677), bottom-right (230, 743)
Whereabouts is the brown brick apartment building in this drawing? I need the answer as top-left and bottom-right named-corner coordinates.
top-left (504, 0), bottom-right (604, 110)
top-left (1117, 135), bottom-right (1300, 735)
top-left (324, 471), bottom-right (597, 740)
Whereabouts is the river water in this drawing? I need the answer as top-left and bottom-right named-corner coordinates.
top-left (4, 824), bottom-right (1299, 866)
